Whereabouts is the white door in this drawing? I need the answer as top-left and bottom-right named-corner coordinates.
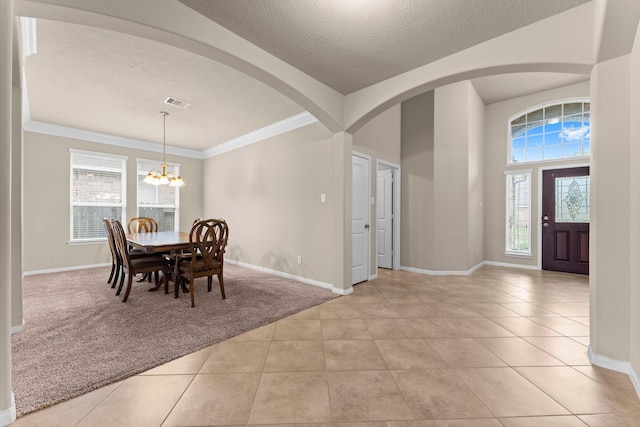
top-left (377, 169), bottom-right (393, 269)
top-left (352, 154), bottom-right (370, 285)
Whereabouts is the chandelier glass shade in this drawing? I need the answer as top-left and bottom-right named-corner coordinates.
top-left (144, 112), bottom-right (185, 187)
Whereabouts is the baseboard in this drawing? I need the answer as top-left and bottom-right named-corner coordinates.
top-left (0, 392), bottom-right (16, 427)
top-left (24, 262), bottom-right (111, 276)
top-left (11, 323), bottom-right (23, 334)
top-left (225, 259), bottom-right (340, 293)
top-left (332, 287), bottom-right (354, 296)
top-left (399, 261), bottom-right (485, 276)
top-left (483, 260), bottom-right (540, 271)
top-left (588, 346), bottom-right (640, 399)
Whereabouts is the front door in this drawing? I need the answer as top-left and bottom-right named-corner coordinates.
top-left (542, 167), bottom-right (590, 275)
top-left (352, 154), bottom-right (370, 285)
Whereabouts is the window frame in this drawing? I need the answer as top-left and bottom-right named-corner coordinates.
top-left (136, 158), bottom-right (181, 231)
top-left (504, 169), bottom-right (532, 258)
top-left (69, 149), bottom-right (127, 244)
top-left (507, 98), bottom-right (590, 165)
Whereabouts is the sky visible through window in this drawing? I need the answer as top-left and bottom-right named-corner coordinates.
top-left (510, 101), bottom-right (590, 163)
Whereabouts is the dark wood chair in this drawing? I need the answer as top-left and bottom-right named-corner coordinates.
top-left (103, 217), bottom-right (121, 288)
top-left (175, 219), bottom-right (229, 307)
top-left (112, 219), bottom-right (170, 302)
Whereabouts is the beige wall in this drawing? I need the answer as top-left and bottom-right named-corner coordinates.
top-left (483, 81), bottom-right (590, 268)
top-left (433, 81), bottom-right (485, 271)
top-left (630, 19), bottom-right (640, 382)
top-left (467, 83), bottom-right (485, 268)
top-left (590, 56), bottom-right (632, 361)
top-left (352, 104), bottom-right (402, 276)
top-left (11, 81), bottom-right (22, 330)
top-left (22, 131), bottom-right (203, 273)
top-left (400, 91), bottom-right (435, 270)
top-left (398, 82), bottom-right (484, 273)
top-left (1, 0), bottom-right (13, 420)
top-left (201, 122), bottom-right (337, 286)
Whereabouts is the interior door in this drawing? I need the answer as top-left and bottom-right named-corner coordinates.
top-left (542, 166), bottom-right (590, 275)
top-left (377, 169), bottom-right (393, 269)
top-left (352, 154), bottom-right (370, 285)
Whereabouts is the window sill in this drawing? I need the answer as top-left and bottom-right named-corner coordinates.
top-left (67, 239), bottom-right (107, 246)
top-left (504, 251), bottom-right (532, 259)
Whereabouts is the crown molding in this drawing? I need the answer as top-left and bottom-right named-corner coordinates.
top-left (203, 111), bottom-right (318, 158)
top-left (23, 111), bottom-right (320, 161)
top-left (24, 120), bottom-right (204, 159)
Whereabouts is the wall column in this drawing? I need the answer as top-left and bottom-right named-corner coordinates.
top-left (0, 0), bottom-right (15, 425)
top-left (331, 132), bottom-right (353, 294)
top-left (432, 81), bottom-right (484, 272)
top-left (589, 56), bottom-right (632, 363)
top-left (11, 23), bottom-right (23, 333)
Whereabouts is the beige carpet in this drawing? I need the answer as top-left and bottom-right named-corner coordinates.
top-left (11, 264), bottom-right (335, 417)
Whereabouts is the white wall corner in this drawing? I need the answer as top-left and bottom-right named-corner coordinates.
top-left (0, 392), bottom-right (16, 427)
top-left (588, 346), bottom-right (640, 399)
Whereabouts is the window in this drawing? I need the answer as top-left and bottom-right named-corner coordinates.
top-left (509, 100), bottom-right (590, 164)
top-left (505, 170), bottom-right (531, 256)
top-left (70, 150), bottom-right (126, 242)
top-left (136, 160), bottom-right (180, 231)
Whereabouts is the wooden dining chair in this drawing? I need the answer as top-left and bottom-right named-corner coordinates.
top-left (127, 217), bottom-right (158, 233)
top-left (175, 219), bottom-right (229, 307)
top-left (112, 219), bottom-right (170, 302)
top-left (127, 217), bottom-right (160, 282)
top-left (103, 217), bottom-right (121, 288)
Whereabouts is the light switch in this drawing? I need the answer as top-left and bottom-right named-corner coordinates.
top-left (321, 194), bottom-right (326, 203)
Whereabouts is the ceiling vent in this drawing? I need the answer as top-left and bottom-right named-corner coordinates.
top-left (164, 97), bottom-right (191, 109)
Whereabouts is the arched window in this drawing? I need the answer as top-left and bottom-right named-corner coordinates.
top-left (509, 100), bottom-right (590, 164)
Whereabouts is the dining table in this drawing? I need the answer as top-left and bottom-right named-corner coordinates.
top-left (126, 231), bottom-right (191, 296)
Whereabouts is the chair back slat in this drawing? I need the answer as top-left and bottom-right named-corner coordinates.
top-left (103, 218), bottom-right (119, 260)
top-left (189, 219), bottom-right (229, 269)
top-left (112, 219), bottom-right (132, 267)
top-left (127, 217), bottom-right (158, 233)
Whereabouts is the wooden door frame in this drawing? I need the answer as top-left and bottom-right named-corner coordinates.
top-left (375, 159), bottom-right (401, 271)
top-left (536, 161), bottom-right (590, 270)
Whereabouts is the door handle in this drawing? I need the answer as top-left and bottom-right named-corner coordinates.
top-left (543, 223), bottom-right (549, 228)
top-left (542, 215), bottom-right (549, 221)
top-left (364, 224), bottom-right (370, 229)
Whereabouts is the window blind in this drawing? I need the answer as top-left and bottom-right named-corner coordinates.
top-left (70, 150), bottom-right (126, 241)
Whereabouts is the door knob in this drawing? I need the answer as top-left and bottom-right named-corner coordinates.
top-left (543, 223), bottom-right (549, 227)
top-left (542, 215), bottom-right (549, 221)
top-left (364, 224), bottom-right (370, 229)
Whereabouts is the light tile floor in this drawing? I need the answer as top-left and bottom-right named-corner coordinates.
top-left (11, 266), bottom-right (640, 426)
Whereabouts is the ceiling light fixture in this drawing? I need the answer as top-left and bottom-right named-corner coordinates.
top-left (144, 112), bottom-right (185, 187)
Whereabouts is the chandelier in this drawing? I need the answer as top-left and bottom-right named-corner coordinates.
top-left (144, 112), bottom-right (185, 187)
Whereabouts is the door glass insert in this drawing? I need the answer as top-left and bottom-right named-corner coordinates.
top-left (555, 176), bottom-right (590, 223)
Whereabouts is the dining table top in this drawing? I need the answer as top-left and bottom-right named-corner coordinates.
top-left (126, 230), bottom-right (191, 254)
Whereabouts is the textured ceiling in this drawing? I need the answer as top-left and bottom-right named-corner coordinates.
top-left (25, 19), bottom-right (304, 151)
top-left (22, 1), bottom-right (593, 153)
top-left (179, 0), bottom-right (591, 94)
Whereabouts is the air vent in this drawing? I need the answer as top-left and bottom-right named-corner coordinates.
top-left (163, 97), bottom-right (191, 109)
